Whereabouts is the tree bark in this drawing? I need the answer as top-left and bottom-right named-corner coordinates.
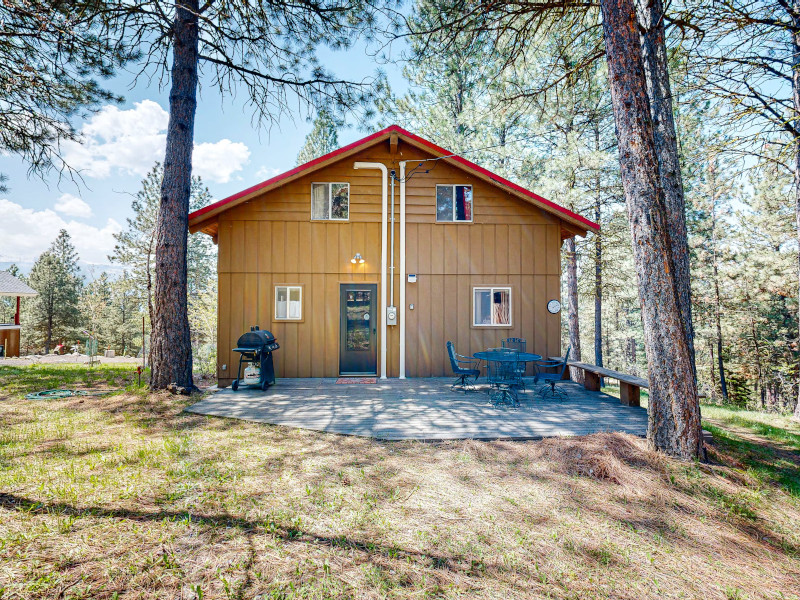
top-left (594, 179), bottom-right (603, 371)
top-left (565, 237), bottom-right (583, 384)
top-left (46, 313), bottom-right (52, 354)
top-left (712, 237), bottom-right (729, 403)
top-left (793, 0), bottom-right (800, 421)
top-left (709, 160), bottom-right (729, 403)
top-left (600, 0), bottom-right (702, 459)
top-left (637, 0), bottom-right (696, 378)
top-left (708, 337), bottom-right (716, 402)
top-left (149, 0), bottom-right (199, 390)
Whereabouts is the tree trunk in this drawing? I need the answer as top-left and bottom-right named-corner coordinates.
top-left (637, 0), bottom-right (696, 378)
top-left (46, 313), bottom-right (52, 354)
top-left (594, 187), bottom-right (603, 371)
top-left (749, 314), bottom-right (764, 407)
top-left (565, 237), bottom-right (583, 383)
top-left (713, 277), bottom-right (728, 403)
top-left (600, 0), bottom-right (702, 459)
top-left (709, 338), bottom-right (716, 402)
top-left (626, 336), bottom-right (636, 372)
top-left (709, 160), bottom-right (729, 403)
top-left (149, 0), bottom-right (199, 390)
top-left (793, 0), bottom-right (800, 421)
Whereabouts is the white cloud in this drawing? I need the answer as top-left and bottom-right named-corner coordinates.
top-left (0, 199), bottom-right (121, 264)
top-left (54, 193), bottom-right (93, 218)
top-left (63, 100), bottom-right (168, 179)
top-left (255, 165), bottom-right (282, 180)
top-left (193, 140), bottom-right (251, 184)
top-left (62, 100), bottom-right (250, 183)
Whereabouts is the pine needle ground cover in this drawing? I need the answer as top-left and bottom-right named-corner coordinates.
top-left (0, 366), bottom-right (798, 599)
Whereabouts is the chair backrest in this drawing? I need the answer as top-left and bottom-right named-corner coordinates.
top-left (502, 337), bottom-right (526, 352)
top-left (446, 341), bottom-right (459, 372)
top-left (558, 345), bottom-right (572, 378)
top-left (485, 357), bottom-right (516, 385)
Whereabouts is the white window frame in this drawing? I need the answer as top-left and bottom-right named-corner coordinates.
top-left (435, 184), bottom-right (473, 223)
top-left (472, 286), bottom-right (512, 327)
top-left (274, 285), bottom-right (303, 321)
top-left (311, 182), bottom-right (350, 221)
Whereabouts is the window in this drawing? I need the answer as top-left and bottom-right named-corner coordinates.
top-left (311, 182), bottom-right (349, 220)
top-left (473, 287), bottom-right (511, 326)
top-left (275, 285), bottom-right (302, 320)
top-left (436, 184), bottom-right (473, 222)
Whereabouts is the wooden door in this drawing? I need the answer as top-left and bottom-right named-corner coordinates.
top-left (339, 283), bottom-right (378, 375)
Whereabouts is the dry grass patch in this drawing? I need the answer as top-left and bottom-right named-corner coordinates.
top-left (0, 374), bottom-right (798, 599)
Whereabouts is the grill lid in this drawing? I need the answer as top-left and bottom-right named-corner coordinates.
top-left (236, 326), bottom-right (276, 348)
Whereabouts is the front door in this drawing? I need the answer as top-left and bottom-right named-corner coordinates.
top-left (339, 283), bottom-right (378, 375)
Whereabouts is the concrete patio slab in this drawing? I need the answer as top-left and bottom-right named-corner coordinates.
top-left (186, 378), bottom-right (648, 441)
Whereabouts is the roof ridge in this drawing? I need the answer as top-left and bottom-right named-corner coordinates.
top-left (188, 125), bottom-right (599, 233)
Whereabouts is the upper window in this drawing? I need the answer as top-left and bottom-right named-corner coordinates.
top-left (436, 184), bottom-right (473, 222)
top-left (473, 287), bottom-right (511, 327)
top-left (312, 182), bottom-right (349, 220)
top-left (275, 285), bottom-right (302, 321)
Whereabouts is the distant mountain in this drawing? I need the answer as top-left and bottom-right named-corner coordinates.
top-left (0, 261), bottom-right (128, 281)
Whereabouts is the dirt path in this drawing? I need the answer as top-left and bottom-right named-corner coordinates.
top-left (704, 417), bottom-right (800, 463)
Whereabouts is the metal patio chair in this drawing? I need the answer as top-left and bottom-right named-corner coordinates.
top-left (533, 346), bottom-right (571, 401)
top-left (485, 355), bottom-right (519, 407)
top-left (502, 338), bottom-right (526, 352)
top-left (502, 338), bottom-right (528, 385)
top-left (447, 341), bottom-right (481, 393)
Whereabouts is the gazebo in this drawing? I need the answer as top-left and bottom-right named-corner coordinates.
top-left (0, 271), bottom-right (37, 358)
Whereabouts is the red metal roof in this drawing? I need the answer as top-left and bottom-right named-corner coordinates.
top-left (188, 124), bottom-right (599, 233)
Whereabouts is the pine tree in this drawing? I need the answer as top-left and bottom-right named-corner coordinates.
top-left (109, 163), bottom-right (216, 324)
top-left (26, 233), bottom-right (83, 353)
top-left (0, 1), bottom-right (134, 179)
top-left (105, 1), bottom-right (383, 390)
top-left (296, 111), bottom-right (340, 165)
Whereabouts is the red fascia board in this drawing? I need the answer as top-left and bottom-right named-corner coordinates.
top-left (189, 124), bottom-right (599, 232)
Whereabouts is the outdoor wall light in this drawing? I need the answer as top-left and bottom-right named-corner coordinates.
top-left (350, 253), bottom-right (365, 264)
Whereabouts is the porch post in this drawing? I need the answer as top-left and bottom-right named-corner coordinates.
top-left (14, 296), bottom-right (20, 325)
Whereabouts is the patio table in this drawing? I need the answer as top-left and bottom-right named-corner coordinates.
top-left (473, 351), bottom-right (542, 363)
top-left (473, 350), bottom-right (542, 406)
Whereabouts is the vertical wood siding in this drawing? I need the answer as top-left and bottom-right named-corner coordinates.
top-left (215, 141), bottom-right (565, 384)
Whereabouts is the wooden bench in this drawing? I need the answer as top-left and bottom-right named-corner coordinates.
top-left (548, 358), bottom-right (648, 407)
top-left (548, 358), bottom-right (707, 407)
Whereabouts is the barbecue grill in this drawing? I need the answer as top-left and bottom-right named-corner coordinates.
top-left (231, 326), bottom-right (279, 391)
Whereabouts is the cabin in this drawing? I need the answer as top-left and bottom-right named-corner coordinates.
top-left (0, 271), bottom-right (37, 358)
top-left (188, 125), bottom-right (598, 386)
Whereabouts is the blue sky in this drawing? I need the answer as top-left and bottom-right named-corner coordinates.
top-left (0, 38), bottom-right (407, 270)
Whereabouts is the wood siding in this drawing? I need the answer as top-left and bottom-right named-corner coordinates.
top-left (214, 140), bottom-right (564, 384)
top-left (0, 327), bottom-right (20, 358)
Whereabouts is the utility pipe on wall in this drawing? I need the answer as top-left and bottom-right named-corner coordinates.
top-left (353, 161), bottom-right (388, 379)
top-left (399, 161), bottom-right (407, 378)
top-left (390, 170), bottom-right (396, 306)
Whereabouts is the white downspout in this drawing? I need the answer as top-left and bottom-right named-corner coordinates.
top-left (353, 161), bottom-right (388, 379)
top-left (399, 161), bottom-right (407, 378)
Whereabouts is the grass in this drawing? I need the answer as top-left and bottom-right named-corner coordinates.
top-left (0, 363), bottom-right (147, 398)
top-left (0, 365), bottom-right (798, 599)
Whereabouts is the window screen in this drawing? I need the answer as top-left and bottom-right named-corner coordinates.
top-left (473, 287), bottom-right (511, 326)
top-left (436, 185), bottom-right (472, 222)
top-left (312, 183), bottom-right (349, 220)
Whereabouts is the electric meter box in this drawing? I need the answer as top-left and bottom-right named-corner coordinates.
top-left (387, 306), bottom-right (398, 326)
